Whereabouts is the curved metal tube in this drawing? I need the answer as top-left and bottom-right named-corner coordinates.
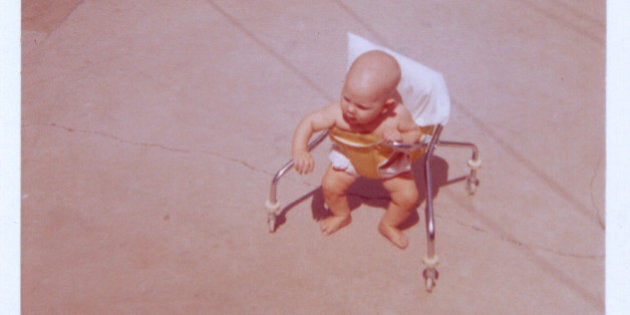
top-left (268, 130), bottom-right (329, 204)
top-left (436, 140), bottom-right (479, 162)
top-left (436, 140), bottom-right (480, 184)
top-left (424, 124), bottom-right (443, 258)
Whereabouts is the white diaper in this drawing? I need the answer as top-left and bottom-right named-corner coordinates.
top-left (328, 145), bottom-right (358, 176)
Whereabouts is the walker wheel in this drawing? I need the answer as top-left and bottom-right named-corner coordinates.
top-left (425, 277), bottom-right (435, 292)
top-left (422, 268), bottom-right (439, 293)
top-left (267, 214), bottom-right (276, 233)
top-left (466, 177), bottom-right (480, 195)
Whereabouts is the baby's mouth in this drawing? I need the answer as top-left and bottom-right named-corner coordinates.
top-left (343, 113), bottom-right (357, 123)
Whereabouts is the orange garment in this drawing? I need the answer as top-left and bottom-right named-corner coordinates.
top-left (328, 126), bottom-right (433, 179)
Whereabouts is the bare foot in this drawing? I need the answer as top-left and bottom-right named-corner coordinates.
top-left (378, 223), bottom-right (409, 249)
top-left (319, 215), bottom-right (352, 235)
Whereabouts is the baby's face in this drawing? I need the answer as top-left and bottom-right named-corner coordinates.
top-left (341, 51), bottom-right (399, 127)
top-left (339, 84), bottom-right (389, 126)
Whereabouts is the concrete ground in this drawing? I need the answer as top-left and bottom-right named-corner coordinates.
top-left (21, 1), bottom-right (605, 314)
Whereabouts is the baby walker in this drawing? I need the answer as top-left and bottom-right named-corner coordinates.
top-left (264, 33), bottom-right (481, 292)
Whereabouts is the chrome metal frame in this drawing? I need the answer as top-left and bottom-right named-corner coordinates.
top-left (264, 125), bottom-right (480, 292)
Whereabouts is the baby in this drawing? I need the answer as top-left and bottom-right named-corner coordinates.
top-left (292, 50), bottom-right (424, 249)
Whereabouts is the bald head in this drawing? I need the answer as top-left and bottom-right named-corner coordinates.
top-left (345, 50), bottom-right (401, 102)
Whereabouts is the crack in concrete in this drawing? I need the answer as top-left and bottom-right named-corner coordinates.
top-left (205, 0), bottom-right (334, 102)
top-left (347, 188), bottom-right (603, 259)
top-left (28, 122), bottom-right (346, 194)
top-left (347, 189), bottom-right (602, 259)
top-left (515, 0), bottom-right (604, 46)
top-left (26, 122), bottom-right (264, 175)
top-left (453, 99), bottom-right (604, 231)
top-left (438, 213), bottom-right (603, 260)
top-left (48, 122), bottom-right (191, 154)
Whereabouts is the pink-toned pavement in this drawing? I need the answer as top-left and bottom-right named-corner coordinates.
top-left (22, 1), bottom-right (605, 314)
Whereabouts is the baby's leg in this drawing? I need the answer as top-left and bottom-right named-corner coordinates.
top-left (320, 165), bottom-right (357, 235)
top-left (379, 172), bottom-right (419, 249)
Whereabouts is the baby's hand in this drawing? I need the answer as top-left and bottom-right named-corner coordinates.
top-left (383, 129), bottom-right (403, 143)
top-left (293, 150), bottom-right (315, 175)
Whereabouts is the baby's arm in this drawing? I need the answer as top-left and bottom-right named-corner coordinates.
top-left (292, 104), bottom-right (337, 174)
top-left (383, 106), bottom-right (422, 143)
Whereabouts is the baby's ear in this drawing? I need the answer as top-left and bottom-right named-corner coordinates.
top-left (383, 98), bottom-right (397, 112)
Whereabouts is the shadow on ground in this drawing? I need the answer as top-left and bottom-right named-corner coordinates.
top-left (273, 155), bottom-right (455, 231)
